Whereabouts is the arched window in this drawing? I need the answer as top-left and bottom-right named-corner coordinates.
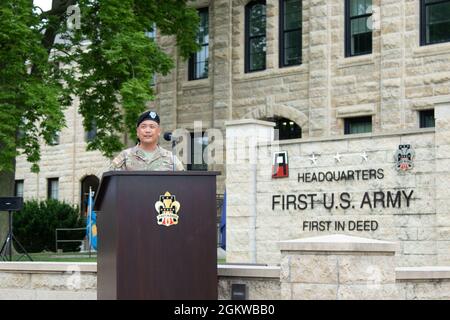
top-left (80, 175), bottom-right (100, 216)
top-left (267, 117), bottom-right (302, 140)
top-left (245, 0), bottom-right (266, 73)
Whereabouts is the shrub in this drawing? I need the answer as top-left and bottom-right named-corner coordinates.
top-left (13, 199), bottom-right (86, 253)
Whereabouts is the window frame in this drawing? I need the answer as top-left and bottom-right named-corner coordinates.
top-left (279, 0), bottom-right (302, 68)
top-left (47, 178), bottom-right (59, 200)
top-left (85, 120), bottom-right (97, 142)
top-left (188, 7), bottom-right (209, 81)
top-left (245, 0), bottom-right (267, 73)
top-left (187, 132), bottom-right (209, 171)
top-left (420, 0), bottom-right (450, 46)
top-left (14, 180), bottom-right (24, 198)
top-left (419, 109), bottom-right (435, 128)
top-left (146, 23), bottom-right (158, 86)
top-left (49, 131), bottom-right (60, 146)
top-left (345, 0), bottom-right (373, 57)
top-left (344, 116), bottom-right (373, 135)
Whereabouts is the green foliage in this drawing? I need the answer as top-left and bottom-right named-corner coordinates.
top-left (13, 199), bottom-right (86, 253)
top-left (0, 0), bottom-right (200, 171)
top-left (0, 0), bottom-right (68, 173)
top-left (61, 0), bottom-right (200, 156)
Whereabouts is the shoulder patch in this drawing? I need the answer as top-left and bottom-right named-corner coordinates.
top-left (110, 151), bottom-right (126, 170)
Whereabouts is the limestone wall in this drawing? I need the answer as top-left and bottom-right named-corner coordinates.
top-left (0, 262), bottom-right (96, 300)
top-left (218, 265), bottom-right (281, 300)
top-left (158, 0), bottom-right (450, 138)
top-left (1, 236), bottom-right (450, 300)
top-left (0, 262), bottom-right (280, 300)
top-left (277, 235), bottom-right (450, 300)
top-left (15, 100), bottom-right (110, 206)
top-left (396, 267), bottom-right (450, 300)
top-left (226, 117), bottom-right (445, 266)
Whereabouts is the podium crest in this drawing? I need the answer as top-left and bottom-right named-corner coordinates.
top-left (155, 192), bottom-right (181, 227)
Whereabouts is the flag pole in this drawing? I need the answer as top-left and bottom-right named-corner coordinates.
top-left (88, 187), bottom-right (92, 258)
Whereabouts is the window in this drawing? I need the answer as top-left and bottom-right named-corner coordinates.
top-left (85, 120), bottom-right (97, 142)
top-left (16, 128), bottom-right (25, 143)
top-left (189, 8), bottom-right (209, 80)
top-left (421, 0), bottom-right (450, 45)
top-left (419, 109), bottom-right (435, 128)
top-left (269, 117), bottom-right (302, 140)
top-left (146, 24), bottom-right (158, 86)
top-left (344, 116), bottom-right (372, 134)
top-left (187, 132), bottom-right (208, 171)
top-left (145, 25), bottom-right (156, 39)
top-left (80, 175), bottom-right (100, 216)
top-left (245, 1), bottom-right (267, 73)
top-left (14, 180), bottom-right (24, 198)
top-left (47, 178), bottom-right (59, 200)
top-left (280, 0), bottom-right (302, 67)
top-left (345, 0), bottom-right (373, 57)
top-left (16, 117), bottom-right (27, 146)
top-left (150, 74), bottom-right (157, 87)
top-left (49, 131), bottom-right (60, 146)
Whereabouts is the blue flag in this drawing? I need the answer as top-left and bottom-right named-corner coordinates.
top-left (219, 191), bottom-right (226, 250)
top-left (86, 189), bottom-right (97, 251)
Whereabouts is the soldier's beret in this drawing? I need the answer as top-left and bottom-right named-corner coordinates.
top-left (136, 110), bottom-right (160, 127)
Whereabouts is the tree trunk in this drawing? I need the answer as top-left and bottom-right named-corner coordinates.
top-left (0, 159), bottom-right (16, 254)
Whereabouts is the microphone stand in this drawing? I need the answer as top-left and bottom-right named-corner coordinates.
top-left (164, 132), bottom-right (179, 171)
top-left (171, 138), bottom-right (176, 172)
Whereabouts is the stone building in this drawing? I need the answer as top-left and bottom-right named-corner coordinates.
top-left (15, 0), bottom-right (450, 264)
top-left (154, 0), bottom-right (450, 194)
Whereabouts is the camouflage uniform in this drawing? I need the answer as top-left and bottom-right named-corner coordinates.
top-left (110, 145), bottom-right (184, 171)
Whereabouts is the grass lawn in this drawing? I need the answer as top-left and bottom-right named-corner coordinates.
top-left (9, 252), bottom-right (226, 264)
top-left (9, 252), bottom-right (97, 263)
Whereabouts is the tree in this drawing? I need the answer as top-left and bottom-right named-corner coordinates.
top-left (0, 0), bottom-right (200, 245)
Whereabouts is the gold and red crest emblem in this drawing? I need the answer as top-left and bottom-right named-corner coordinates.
top-left (155, 192), bottom-right (181, 227)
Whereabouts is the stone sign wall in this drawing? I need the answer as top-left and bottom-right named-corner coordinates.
top-left (226, 105), bottom-right (450, 267)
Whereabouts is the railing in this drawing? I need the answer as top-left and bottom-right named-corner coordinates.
top-left (55, 228), bottom-right (86, 253)
top-left (216, 194), bottom-right (225, 247)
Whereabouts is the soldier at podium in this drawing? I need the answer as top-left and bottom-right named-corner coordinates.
top-left (110, 110), bottom-right (184, 171)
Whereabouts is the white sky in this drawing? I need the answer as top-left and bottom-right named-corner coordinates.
top-left (34, 0), bottom-right (52, 11)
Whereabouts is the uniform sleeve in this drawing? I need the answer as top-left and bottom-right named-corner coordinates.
top-left (174, 155), bottom-right (185, 171)
top-left (110, 151), bottom-right (126, 171)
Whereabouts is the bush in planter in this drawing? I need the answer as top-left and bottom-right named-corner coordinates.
top-left (13, 199), bottom-right (86, 253)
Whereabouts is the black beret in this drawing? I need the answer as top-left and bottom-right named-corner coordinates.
top-left (136, 110), bottom-right (160, 127)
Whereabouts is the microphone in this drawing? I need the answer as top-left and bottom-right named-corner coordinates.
top-left (164, 132), bottom-right (181, 172)
top-left (163, 132), bottom-right (182, 143)
top-left (163, 132), bottom-right (172, 141)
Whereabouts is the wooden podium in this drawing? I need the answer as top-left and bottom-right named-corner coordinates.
top-left (94, 171), bottom-right (219, 300)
